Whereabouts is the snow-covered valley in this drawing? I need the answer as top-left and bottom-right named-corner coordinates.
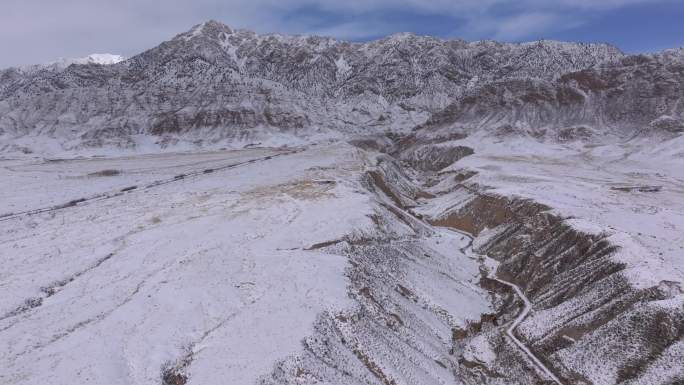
top-left (0, 144), bottom-right (495, 385)
top-left (1, 19), bottom-right (683, 385)
top-left (2, 135), bottom-right (682, 384)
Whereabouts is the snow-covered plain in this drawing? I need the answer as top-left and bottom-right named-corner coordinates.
top-left (0, 144), bottom-right (362, 384)
top-left (0, 143), bottom-right (491, 385)
top-left (0, 148), bottom-right (280, 214)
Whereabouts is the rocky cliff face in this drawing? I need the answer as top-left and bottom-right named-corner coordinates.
top-left (421, 49), bottom-right (684, 138)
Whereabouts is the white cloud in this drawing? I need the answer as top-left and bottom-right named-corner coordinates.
top-left (492, 12), bottom-right (560, 40)
top-left (535, 0), bottom-right (666, 10)
top-left (0, 0), bottom-right (674, 67)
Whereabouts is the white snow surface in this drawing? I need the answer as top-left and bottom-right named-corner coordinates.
top-left (0, 144), bottom-right (369, 384)
top-left (0, 142), bottom-right (492, 385)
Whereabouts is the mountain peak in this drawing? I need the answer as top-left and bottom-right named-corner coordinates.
top-left (75, 53), bottom-right (126, 65)
top-left (178, 20), bottom-right (234, 42)
top-left (203, 19), bottom-right (230, 29)
top-left (387, 32), bottom-right (416, 41)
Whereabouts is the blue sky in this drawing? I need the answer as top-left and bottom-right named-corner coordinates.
top-left (2, 0), bottom-right (683, 68)
top-left (548, 1), bottom-right (684, 53)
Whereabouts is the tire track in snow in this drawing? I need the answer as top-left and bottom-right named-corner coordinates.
top-left (6, 259), bottom-right (176, 361)
top-left (0, 252), bottom-right (116, 327)
top-left (0, 150), bottom-right (301, 333)
top-left (0, 233), bottom-right (134, 330)
top-left (0, 149), bottom-right (299, 223)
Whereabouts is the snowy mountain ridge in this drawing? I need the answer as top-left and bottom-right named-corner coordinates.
top-left (11, 53), bottom-right (126, 75)
top-left (48, 53), bottom-right (126, 67)
top-left (0, 20), bottom-right (640, 155)
top-left (4, 20), bottom-right (680, 155)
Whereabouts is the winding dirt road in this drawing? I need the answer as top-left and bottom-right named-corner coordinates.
top-left (446, 227), bottom-right (564, 385)
top-left (491, 277), bottom-right (564, 385)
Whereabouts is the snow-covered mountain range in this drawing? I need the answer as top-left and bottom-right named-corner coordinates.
top-left (5, 20), bottom-right (681, 154)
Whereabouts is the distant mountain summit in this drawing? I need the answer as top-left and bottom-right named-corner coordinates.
top-left (9, 54), bottom-right (126, 74)
top-left (50, 53), bottom-right (126, 67)
top-left (0, 20), bottom-right (682, 154)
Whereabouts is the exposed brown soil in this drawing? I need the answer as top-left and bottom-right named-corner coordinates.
top-left (353, 348), bottom-right (397, 385)
top-left (367, 170), bottom-right (405, 207)
top-left (458, 357), bottom-right (504, 379)
top-left (400, 144), bottom-right (474, 172)
top-left (429, 190), bottom-right (548, 236)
